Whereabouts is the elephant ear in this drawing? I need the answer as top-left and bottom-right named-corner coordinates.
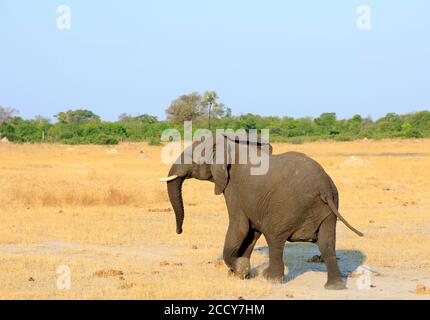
top-left (210, 134), bottom-right (231, 195)
top-left (211, 164), bottom-right (229, 195)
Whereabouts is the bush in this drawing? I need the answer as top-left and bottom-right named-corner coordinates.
top-left (289, 138), bottom-right (304, 145)
top-left (148, 136), bottom-right (161, 146)
top-left (1, 109), bottom-right (429, 145)
top-left (91, 134), bottom-right (119, 145)
top-left (401, 129), bottom-right (423, 138)
top-left (332, 135), bottom-right (354, 142)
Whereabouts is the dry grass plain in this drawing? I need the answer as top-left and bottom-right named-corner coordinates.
top-left (0, 139), bottom-right (429, 300)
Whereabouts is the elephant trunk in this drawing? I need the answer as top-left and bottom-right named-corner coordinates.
top-left (167, 167), bottom-right (185, 234)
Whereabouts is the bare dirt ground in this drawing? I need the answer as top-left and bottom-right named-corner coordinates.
top-left (0, 139), bottom-right (429, 300)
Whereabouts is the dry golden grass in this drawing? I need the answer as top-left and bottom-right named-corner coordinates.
top-left (0, 139), bottom-right (429, 299)
top-left (1, 145), bottom-right (167, 208)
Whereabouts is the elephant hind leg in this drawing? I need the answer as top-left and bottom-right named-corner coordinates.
top-left (317, 214), bottom-right (346, 290)
top-left (262, 238), bottom-right (285, 283)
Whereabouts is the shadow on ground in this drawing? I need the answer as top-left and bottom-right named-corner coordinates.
top-left (254, 243), bottom-right (365, 283)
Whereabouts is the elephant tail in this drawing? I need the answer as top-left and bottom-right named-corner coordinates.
top-left (321, 194), bottom-right (364, 237)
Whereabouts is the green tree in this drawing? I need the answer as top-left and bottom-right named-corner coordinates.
top-left (33, 115), bottom-right (51, 125)
top-left (165, 92), bottom-right (204, 124)
top-left (314, 113), bottom-right (338, 135)
top-left (377, 113), bottom-right (402, 135)
top-left (118, 113), bottom-right (158, 124)
top-left (55, 109), bottom-right (100, 124)
top-left (134, 114), bottom-right (158, 124)
top-left (202, 91), bottom-right (232, 128)
top-left (202, 91), bottom-right (218, 129)
top-left (409, 111), bottom-right (430, 135)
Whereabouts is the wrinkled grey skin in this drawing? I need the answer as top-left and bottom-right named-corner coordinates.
top-left (165, 136), bottom-right (363, 290)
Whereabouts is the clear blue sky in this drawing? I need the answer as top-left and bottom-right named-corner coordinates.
top-left (0, 0), bottom-right (429, 121)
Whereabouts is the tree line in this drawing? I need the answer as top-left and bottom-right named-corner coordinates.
top-left (1, 92), bottom-right (429, 145)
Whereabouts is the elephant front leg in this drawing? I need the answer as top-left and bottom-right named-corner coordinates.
top-left (223, 221), bottom-right (251, 279)
top-left (262, 240), bottom-right (285, 283)
top-left (238, 229), bottom-right (261, 260)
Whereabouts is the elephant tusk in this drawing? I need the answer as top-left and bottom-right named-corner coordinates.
top-left (158, 175), bottom-right (179, 182)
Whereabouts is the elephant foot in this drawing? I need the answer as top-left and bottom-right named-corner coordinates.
top-left (324, 278), bottom-right (347, 290)
top-left (229, 257), bottom-right (251, 280)
top-left (262, 267), bottom-right (284, 283)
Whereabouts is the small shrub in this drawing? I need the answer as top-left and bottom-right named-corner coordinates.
top-left (148, 136), bottom-right (161, 146)
top-left (289, 138), bottom-right (304, 145)
top-left (333, 135), bottom-right (354, 142)
top-left (402, 129), bottom-right (423, 138)
top-left (93, 134), bottom-right (119, 145)
top-left (105, 188), bottom-right (135, 206)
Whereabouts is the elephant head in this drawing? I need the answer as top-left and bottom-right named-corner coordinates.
top-left (159, 133), bottom-right (272, 235)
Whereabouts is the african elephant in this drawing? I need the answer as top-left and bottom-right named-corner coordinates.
top-left (159, 134), bottom-right (363, 290)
